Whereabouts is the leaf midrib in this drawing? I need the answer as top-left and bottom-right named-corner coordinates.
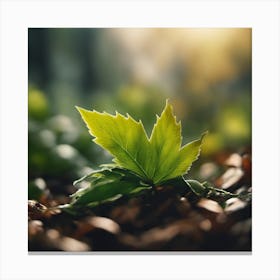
top-left (103, 137), bottom-right (150, 181)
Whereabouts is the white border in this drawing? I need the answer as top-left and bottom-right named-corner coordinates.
top-left (0, 1), bottom-right (279, 280)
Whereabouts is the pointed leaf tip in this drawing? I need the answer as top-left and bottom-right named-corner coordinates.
top-left (75, 105), bottom-right (83, 112)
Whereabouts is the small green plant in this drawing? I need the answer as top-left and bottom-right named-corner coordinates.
top-left (64, 100), bottom-right (245, 211)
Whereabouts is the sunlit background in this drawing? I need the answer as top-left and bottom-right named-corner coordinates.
top-left (28, 28), bottom-right (251, 193)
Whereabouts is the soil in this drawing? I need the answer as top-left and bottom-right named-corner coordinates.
top-left (28, 150), bottom-right (251, 252)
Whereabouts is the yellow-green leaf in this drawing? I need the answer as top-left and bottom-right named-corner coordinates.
top-left (76, 100), bottom-right (206, 184)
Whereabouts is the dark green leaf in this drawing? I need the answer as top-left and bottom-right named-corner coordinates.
top-left (70, 167), bottom-right (151, 208)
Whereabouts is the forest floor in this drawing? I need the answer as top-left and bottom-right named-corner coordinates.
top-left (28, 149), bottom-right (251, 252)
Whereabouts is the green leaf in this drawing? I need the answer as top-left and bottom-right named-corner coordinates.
top-left (184, 179), bottom-right (208, 196)
top-left (76, 100), bottom-right (206, 184)
top-left (149, 103), bottom-right (207, 183)
top-left (76, 107), bottom-right (151, 181)
top-left (183, 179), bottom-right (249, 208)
top-left (70, 167), bottom-right (150, 208)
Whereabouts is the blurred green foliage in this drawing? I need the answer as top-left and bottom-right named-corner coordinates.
top-left (28, 28), bottom-right (251, 190)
